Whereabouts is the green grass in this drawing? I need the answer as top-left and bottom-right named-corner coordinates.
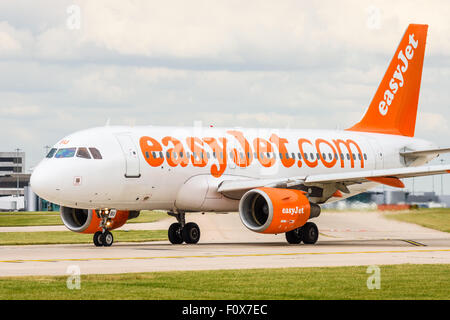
top-left (0, 211), bottom-right (61, 227)
top-left (0, 230), bottom-right (167, 245)
top-left (0, 210), bottom-right (168, 227)
top-left (0, 264), bottom-right (448, 300)
top-left (384, 208), bottom-right (450, 233)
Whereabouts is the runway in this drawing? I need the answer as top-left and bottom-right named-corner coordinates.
top-left (0, 211), bottom-right (449, 277)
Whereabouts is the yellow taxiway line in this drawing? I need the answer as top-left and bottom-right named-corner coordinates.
top-left (1, 248), bottom-right (449, 264)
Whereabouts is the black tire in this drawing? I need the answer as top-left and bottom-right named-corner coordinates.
top-left (285, 227), bottom-right (303, 244)
top-left (101, 231), bottom-right (114, 247)
top-left (93, 231), bottom-right (103, 247)
top-left (302, 222), bottom-right (319, 244)
top-left (168, 223), bottom-right (183, 244)
top-left (182, 222), bottom-right (201, 244)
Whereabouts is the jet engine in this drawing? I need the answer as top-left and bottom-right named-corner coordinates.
top-left (60, 206), bottom-right (140, 233)
top-left (239, 187), bottom-right (321, 234)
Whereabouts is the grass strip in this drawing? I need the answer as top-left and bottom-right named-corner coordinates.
top-left (0, 210), bottom-right (168, 227)
top-left (0, 230), bottom-right (167, 245)
top-left (0, 264), bottom-right (448, 300)
top-left (384, 208), bottom-right (450, 233)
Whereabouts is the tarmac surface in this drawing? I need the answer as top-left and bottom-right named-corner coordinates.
top-left (0, 211), bottom-right (449, 277)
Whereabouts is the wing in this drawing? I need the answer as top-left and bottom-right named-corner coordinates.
top-left (218, 164), bottom-right (450, 200)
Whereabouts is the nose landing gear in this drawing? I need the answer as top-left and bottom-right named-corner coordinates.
top-left (93, 209), bottom-right (116, 247)
top-left (167, 211), bottom-right (201, 244)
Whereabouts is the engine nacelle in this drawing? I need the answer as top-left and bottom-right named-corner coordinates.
top-left (60, 206), bottom-right (140, 233)
top-left (239, 187), bottom-right (321, 234)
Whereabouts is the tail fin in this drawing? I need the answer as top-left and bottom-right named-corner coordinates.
top-left (347, 24), bottom-right (428, 137)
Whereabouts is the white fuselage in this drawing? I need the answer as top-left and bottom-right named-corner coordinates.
top-left (30, 125), bottom-right (436, 212)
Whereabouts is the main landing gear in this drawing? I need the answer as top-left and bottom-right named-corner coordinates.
top-left (167, 211), bottom-right (201, 244)
top-left (93, 209), bottom-right (115, 247)
top-left (285, 222), bottom-right (319, 245)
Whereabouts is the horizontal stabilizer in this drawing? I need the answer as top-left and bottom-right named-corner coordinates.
top-left (400, 147), bottom-right (450, 157)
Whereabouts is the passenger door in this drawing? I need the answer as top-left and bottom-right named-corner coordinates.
top-left (115, 133), bottom-right (141, 178)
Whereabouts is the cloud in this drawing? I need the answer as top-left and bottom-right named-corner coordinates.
top-left (0, 0), bottom-right (449, 189)
top-left (0, 105), bottom-right (41, 116)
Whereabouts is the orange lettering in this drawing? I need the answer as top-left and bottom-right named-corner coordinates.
top-left (270, 134), bottom-right (295, 168)
top-left (139, 136), bottom-right (164, 167)
top-left (203, 137), bottom-right (227, 177)
top-left (162, 136), bottom-right (189, 167)
top-left (227, 130), bottom-right (253, 167)
top-left (315, 139), bottom-right (337, 168)
top-left (186, 137), bottom-right (208, 167)
top-left (332, 139), bottom-right (364, 168)
top-left (253, 138), bottom-right (275, 167)
top-left (298, 138), bottom-right (317, 168)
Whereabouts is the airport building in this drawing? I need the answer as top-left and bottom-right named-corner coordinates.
top-left (324, 189), bottom-right (450, 210)
top-left (0, 151), bottom-right (29, 210)
top-left (0, 151), bottom-right (25, 174)
top-left (0, 150), bottom-right (59, 211)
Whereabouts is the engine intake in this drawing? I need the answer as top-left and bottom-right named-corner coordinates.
top-left (239, 187), bottom-right (320, 234)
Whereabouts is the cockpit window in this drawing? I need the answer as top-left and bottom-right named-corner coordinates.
top-left (55, 148), bottom-right (76, 158)
top-left (76, 147), bottom-right (91, 159)
top-left (46, 148), bottom-right (57, 158)
top-left (89, 147), bottom-right (103, 159)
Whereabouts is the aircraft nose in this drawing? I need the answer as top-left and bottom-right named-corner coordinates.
top-left (30, 161), bottom-right (62, 203)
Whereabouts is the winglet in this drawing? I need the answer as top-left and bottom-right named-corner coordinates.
top-left (347, 24), bottom-right (428, 137)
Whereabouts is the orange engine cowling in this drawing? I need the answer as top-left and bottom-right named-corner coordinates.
top-left (239, 187), bottom-right (321, 234)
top-left (60, 206), bottom-right (140, 234)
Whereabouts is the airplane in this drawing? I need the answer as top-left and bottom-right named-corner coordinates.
top-left (31, 23), bottom-right (450, 247)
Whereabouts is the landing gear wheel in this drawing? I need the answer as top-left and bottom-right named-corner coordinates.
top-left (100, 231), bottom-right (114, 247)
top-left (93, 231), bottom-right (103, 247)
top-left (302, 222), bottom-right (319, 244)
top-left (285, 227), bottom-right (303, 244)
top-left (168, 223), bottom-right (183, 244)
top-left (182, 222), bottom-right (201, 244)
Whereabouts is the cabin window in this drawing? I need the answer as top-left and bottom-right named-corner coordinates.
top-left (364, 153), bottom-right (368, 160)
top-left (76, 147), bottom-right (91, 159)
top-left (89, 148), bottom-right (102, 159)
top-left (55, 148), bottom-right (76, 158)
top-left (46, 148), bottom-right (57, 158)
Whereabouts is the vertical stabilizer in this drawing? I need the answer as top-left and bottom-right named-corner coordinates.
top-left (347, 24), bottom-right (428, 137)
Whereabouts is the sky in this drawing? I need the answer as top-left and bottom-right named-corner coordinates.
top-left (0, 0), bottom-right (449, 193)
